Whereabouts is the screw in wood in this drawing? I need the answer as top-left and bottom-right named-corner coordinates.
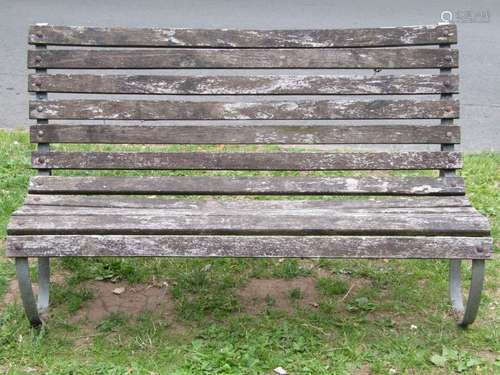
top-left (37, 158), bottom-right (45, 164)
top-left (37, 105), bottom-right (44, 112)
top-left (38, 130), bottom-right (44, 136)
top-left (446, 131), bottom-right (453, 137)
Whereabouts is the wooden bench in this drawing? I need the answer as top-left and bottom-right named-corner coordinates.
top-left (7, 23), bottom-right (492, 327)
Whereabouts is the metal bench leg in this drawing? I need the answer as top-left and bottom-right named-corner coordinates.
top-left (449, 259), bottom-right (485, 327)
top-left (15, 257), bottom-right (50, 327)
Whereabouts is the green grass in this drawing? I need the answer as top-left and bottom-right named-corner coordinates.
top-left (0, 129), bottom-right (498, 374)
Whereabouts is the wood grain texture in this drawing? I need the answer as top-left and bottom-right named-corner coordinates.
top-left (28, 73), bottom-right (460, 95)
top-left (23, 195), bottom-right (472, 209)
top-left (15, 205), bottom-right (478, 217)
top-left (7, 211), bottom-right (490, 236)
top-left (6, 235), bottom-right (491, 259)
top-left (29, 24), bottom-right (457, 47)
top-left (28, 176), bottom-right (465, 195)
top-left (29, 99), bottom-right (459, 120)
top-left (31, 151), bottom-right (462, 171)
top-left (30, 124), bottom-right (461, 144)
top-left (27, 48), bottom-right (459, 69)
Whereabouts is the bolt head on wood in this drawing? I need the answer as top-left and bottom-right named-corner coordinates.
top-left (443, 80), bottom-right (451, 88)
top-left (34, 56), bottom-right (42, 63)
top-left (444, 55), bottom-right (453, 62)
top-left (13, 243), bottom-right (22, 251)
top-left (37, 158), bottom-right (45, 164)
top-left (36, 105), bottom-right (44, 112)
top-left (36, 32), bottom-right (43, 38)
top-left (34, 80), bottom-right (42, 87)
top-left (446, 131), bottom-right (453, 137)
top-left (38, 130), bottom-right (44, 136)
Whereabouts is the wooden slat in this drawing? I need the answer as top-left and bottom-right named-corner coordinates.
top-left (29, 24), bottom-right (457, 47)
top-left (23, 195), bottom-right (472, 209)
top-left (7, 212), bottom-right (490, 236)
top-left (31, 152), bottom-right (462, 171)
top-left (28, 176), bottom-right (465, 195)
top-left (6, 235), bottom-right (491, 259)
top-left (28, 74), bottom-right (460, 95)
top-left (14, 205), bottom-right (477, 216)
top-left (27, 48), bottom-right (459, 69)
top-left (29, 99), bottom-right (459, 120)
top-left (30, 124), bottom-right (461, 145)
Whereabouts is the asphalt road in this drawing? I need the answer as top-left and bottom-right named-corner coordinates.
top-left (1, 0), bottom-right (498, 151)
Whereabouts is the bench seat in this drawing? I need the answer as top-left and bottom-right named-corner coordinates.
top-left (7, 195), bottom-right (492, 259)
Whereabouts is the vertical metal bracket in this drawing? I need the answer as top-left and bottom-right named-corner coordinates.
top-left (449, 259), bottom-right (485, 327)
top-left (17, 26), bottom-right (52, 326)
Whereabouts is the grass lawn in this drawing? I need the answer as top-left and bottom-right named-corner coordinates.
top-left (0, 129), bottom-right (498, 374)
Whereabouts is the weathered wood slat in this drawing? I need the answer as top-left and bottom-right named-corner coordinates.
top-left (7, 235), bottom-right (491, 259)
top-left (29, 24), bottom-right (457, 47)
top-left (7, 212), bottom-right (490, 236)
top-left (28, 74), bottom-right (460, 95)
top-left (29, 99), bottom-right (459, 120)
top-left (23, 195), bottom-right (472, 209)
top-left (31, 151), bottom-right (462, 170)
top-left (27, 48), bottom-right (459, 69)
top-left (28, 176), bottom-right (465, 195)
top-left (30, 124), bottom-right (461, 144)
top-left (14, 204), bottom-right (477, 216)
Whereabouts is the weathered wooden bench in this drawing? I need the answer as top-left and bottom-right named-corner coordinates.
top-left (7, 24), bottom-right (492, 327)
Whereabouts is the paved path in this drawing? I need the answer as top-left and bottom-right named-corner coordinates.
top-left (1, 0), bottom-right (498, 151)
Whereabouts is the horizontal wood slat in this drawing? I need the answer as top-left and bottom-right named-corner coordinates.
top-left (23, 195), bottom-right (472, 209)
top-left (14, 205), bottom-right (477, 216)
top-left (28, 74), bottom-right (460, 95)
top-left (31, 151), bottom-right (462, 171)
top-left (28, 176), bottom-right (465, 195)
top-left (6, 235), bottom-right (491, 259)
top-left (28, 48), bottom-right (459, 69)
top-left (29, 24), bottom-right (457, 47)
top-left (30, 124), bottom-right (461, 144)
top-left (7, 211), bottom-right (490, 236)
top-left (29, 99), bottom-right (459, 120)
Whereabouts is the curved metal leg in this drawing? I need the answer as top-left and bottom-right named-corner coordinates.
top-left (15, 257), bottom-right (50, 327)
top-left (449, 259), bottom-right (485, 327)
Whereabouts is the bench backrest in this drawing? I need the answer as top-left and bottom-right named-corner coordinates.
top-left (28, 24), bottom-right (462, 196)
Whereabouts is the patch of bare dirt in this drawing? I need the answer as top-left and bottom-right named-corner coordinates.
top-left (3, 278), bottom-right (19, 305)
top-left (70, 281), bottom-right (186, 331)
top-left (238, 277), bottom-right (321, 315)
top-left (2, 272), bottom-right (67, 306)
